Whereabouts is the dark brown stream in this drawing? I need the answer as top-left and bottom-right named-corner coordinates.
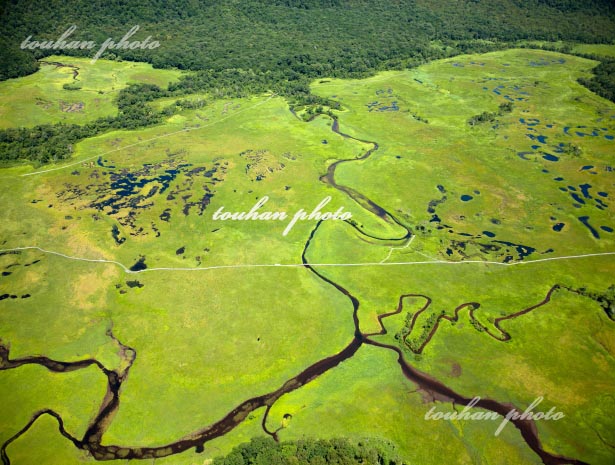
top-left (0, 110), bottom-right (588, 465)
top-left (40, 61), bottom-right (80, 79)
top-left (302, 113), bottom-right (588, 465)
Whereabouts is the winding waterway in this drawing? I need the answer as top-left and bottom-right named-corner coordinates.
top-left (0, 110), bottom-right (589, 465)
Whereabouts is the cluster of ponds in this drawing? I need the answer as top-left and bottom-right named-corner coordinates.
top-left (528, 57), bottom-right (566, 67)
top-left (451, 61), bottom-right (491, 67)
top-left (366, 88), bottom-right (400, 112)
top-left (484, 83), bottom-right (530, 103)
top-left (58, 155), bottom-right (227, 245)
top-left (424, 185), bottom-right (539, 262)
top-left (509, 116), bottom-right (613, 238)
top-left (0, 254), bottom-right (40, 300)
top-left (517, 120), bottom-right (614, 163)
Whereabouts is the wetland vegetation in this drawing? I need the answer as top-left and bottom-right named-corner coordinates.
top-left (0, 2), bottom-right (614, 465)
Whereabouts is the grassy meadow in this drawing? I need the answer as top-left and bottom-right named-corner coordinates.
top-left (1, 47), bottom-right (614, 464)
top-left (0, 56), bottom-right (183, 129)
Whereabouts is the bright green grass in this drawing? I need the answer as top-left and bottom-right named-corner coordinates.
top-left (306, 223), bottom-right (615, 463)
top-left (0, 93), bottom-right (396, 269)
top-left (0, 55), bottom-right (183, 129)
top-left (312, 49), bottom-right (614, 259)
top-left (0, 365), bottom-right (107, 465)
top-left (4, 415), bottom-right (94, 465)
top-left (1, 48), bottom-right (614, 465)
top-left (103, 266), bottom-right (354, 445)
top-left (0, 237), bottom-right (355, 448)
top-left (0, 68), bottom-right (363, 455)
top-left (304, 48), bottom-right (615, 463)
top-left (572, 44), bottom-right (615, 58)
top-left (265, 345), bottom-right (542, 464)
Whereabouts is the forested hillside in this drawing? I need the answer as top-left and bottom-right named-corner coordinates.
top-left (0, 0), bottom-right (614, 166)
top-left (1, 0), bottom-right (614, 80)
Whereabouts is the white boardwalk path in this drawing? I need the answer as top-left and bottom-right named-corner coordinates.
top-left (2, 91), bottom-right (612, 274)
top-left (380, 235), bottom-right (415, 263)
top-left (1, 246), bottom-right (614, 275)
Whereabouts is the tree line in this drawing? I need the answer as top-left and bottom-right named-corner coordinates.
top-left (578, 59), bottom-right (615, 103)
top-left (1, 0), bottom-right (614, 165)
top-left (2, 0), bottom-right (614, 81)
top-left (0, 83), bottom-right (167, 165)
top-left (0, 73), bottom-right (342, 166)
top-left (211, 436), bottom-right (407, 465)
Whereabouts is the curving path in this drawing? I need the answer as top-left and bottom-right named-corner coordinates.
top-left (0, 107), bottom-right (598, 465)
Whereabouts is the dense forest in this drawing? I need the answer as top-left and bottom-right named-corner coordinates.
top-left (2, 0), bottom-right (615, 80)
top-left (578, 59), bottom-right (615, 103)
top-left (210, 437), bottom-right (407, 465)
top-left (0, 0), bottom-right (614, 165)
